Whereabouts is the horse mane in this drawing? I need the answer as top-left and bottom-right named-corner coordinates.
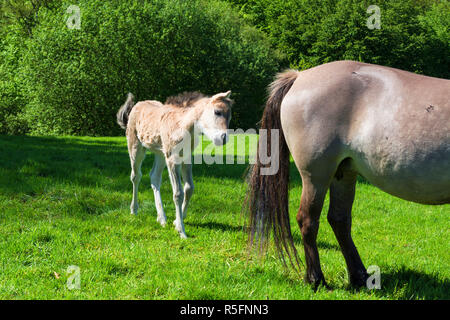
top-left (165, 91), bottom-right (206, 108)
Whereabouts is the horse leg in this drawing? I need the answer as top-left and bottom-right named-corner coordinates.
top-left (150, 152), bottom-right (167, 227)
top-left (128, 138), bottom-right (146, 215)
top-left (297, 171), bottom-right (332, 289)
top-left (327, 164), bottom-right (368, 288)
top-left (166, 159), bottom-right (187, 238)
top-left (181, 163), bottom-right (194, 219)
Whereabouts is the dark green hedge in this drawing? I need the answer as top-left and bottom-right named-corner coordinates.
top-left (1, 0), bottom-right (280, 135)
top-left (226, 0), bottom-right (449, 78)
top-left (1, 0), bottom-right (448, 136)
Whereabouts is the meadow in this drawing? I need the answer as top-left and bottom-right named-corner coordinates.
top-left (0, 134), bottom-right (448, 299)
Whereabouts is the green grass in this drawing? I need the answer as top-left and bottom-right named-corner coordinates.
top-left (0, 135), bottom-right (448, 300)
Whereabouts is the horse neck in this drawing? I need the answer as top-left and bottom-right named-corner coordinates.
top-left (181, 98), bottom-right (208, 133)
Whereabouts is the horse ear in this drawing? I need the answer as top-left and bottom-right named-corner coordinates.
top-left (212, 90), bottom-right (232, 102)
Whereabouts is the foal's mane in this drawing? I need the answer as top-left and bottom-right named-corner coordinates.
top-left (165, 91), bottom-right (206, 108)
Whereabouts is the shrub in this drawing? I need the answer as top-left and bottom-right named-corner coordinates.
top-left (18, 0), bottom-right (280, 135)
top-left (226, 0), bottom-right (449, 78)
top-left (0, 25), bottom-right (29, 135)
top-left (416, 1), bottom-right (450, 78)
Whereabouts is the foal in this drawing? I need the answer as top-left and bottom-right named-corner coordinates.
top-left (117, 91), bottom-right (233, 238)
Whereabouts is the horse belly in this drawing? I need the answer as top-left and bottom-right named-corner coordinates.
top-left (347, 69), bottom-right (450, 205)
top-left (350, 131), bottom-right (450, 205)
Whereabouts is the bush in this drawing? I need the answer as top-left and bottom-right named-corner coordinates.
top-left (16, 0), bottom-right (280, 135)
top-left (0, 25), bottom-right (29, 135)
top-left (3, 0), bottom-right (448, 136)
top-left (416, 1), bottom-right (450, 78)
top-left (226, 0), bottom-right (449, 78)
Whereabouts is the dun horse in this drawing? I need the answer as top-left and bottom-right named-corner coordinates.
top-left (117, 91), bottom-right (233, 238)
top-left (247, 60), bottom-right (449, 288)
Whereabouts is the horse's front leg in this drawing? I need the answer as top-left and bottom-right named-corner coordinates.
top-left (166, 158), bottom-right (187, 238)
top-left (297, 172), bottom-right (330, 290)
top-left (181, 162), bottom-right (194, 219)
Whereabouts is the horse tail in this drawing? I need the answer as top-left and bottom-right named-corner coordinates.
top-left (245, 70), bottom-right (301, 271)
top-left (117, 93), bottom-right (135, 130)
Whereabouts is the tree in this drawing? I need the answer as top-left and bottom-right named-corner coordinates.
top-left (224, 0), bottom-right (449, 78)
top-left (2, 0), bottom-right (281, 135)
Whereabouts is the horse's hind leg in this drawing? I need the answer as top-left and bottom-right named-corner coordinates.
top-left (181, 163), bottom-right (194, 219)
top-left (150, 152), bottom-right (167, 226)
top-left (327, 161), bottom-right (368, 288)
top-left (297, 170), bottom-right (333, 289)
top-left (128, 137), bottom-right (146, 215)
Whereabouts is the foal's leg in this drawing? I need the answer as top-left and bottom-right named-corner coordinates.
top-left (150, 152), bottom-right (167, 227)
top-left (166, 159), bottom-right (187, 238)
top-left (128, 139), bottom-right (146, 215)
top-left (327, 166), bottom-right (368, 288)
top-left (181, 163), bottom-right (194, 219)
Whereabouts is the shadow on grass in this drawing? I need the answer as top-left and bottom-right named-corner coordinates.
top-left (0, 135), bottom-right (333, 201)
top-left (186, 221), bottom-right (244, 233)
top-left (373, 266), bottom-right (450, 300)
top-left (0, 135), bottom-right (374, 197)
top-left (0, 135), bottom-right (127, 195)
top-left (0, 135), bottom-right (258, 196)
top-left (325, 264), bottom-right (450, 299)
top-left (271, 232), bottom-right (448, 299)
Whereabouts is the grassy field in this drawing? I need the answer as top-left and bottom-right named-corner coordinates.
top-left (0, 135), bottom-right (448, 300)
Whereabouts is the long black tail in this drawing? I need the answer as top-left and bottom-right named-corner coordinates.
top-left (116, 93), bottom-right (135, 129)
top-left (245, 70), bottom-right (301, 271)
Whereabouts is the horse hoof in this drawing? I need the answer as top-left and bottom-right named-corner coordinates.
top-left (350, 271), bottom-right (369, 289)
top-left (305, 274), bottom-right (329, 292)
top-left (157, 218), bottom-right (167, 227)
top-left (179, 232), bottom-right (188, 239)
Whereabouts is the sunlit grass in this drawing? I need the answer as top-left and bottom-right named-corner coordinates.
top-left (0, 135), bottom-right (448, 299)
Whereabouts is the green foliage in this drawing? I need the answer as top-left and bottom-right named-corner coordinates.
top-left (416, 1), bottom-right (450, 77)
top-left (2, 0), bottom-right (280, 135)
top-left (0, 24), bottom-right (29, 134)
top-left (0, 0), bottom-right (59, 36)
top-left (226, 0), bottom-right (449, 77)
top-left (1, 0), bottom-right (449, 135)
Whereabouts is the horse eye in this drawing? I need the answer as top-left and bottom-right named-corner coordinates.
top-left (214, 110), bottom-right (222, 116)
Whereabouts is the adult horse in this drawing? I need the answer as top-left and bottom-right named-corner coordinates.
top-left (247, 60), bottom-right (449, 288)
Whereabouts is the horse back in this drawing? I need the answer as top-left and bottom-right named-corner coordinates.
top-left (127, 100), bottom-right (166, 151)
